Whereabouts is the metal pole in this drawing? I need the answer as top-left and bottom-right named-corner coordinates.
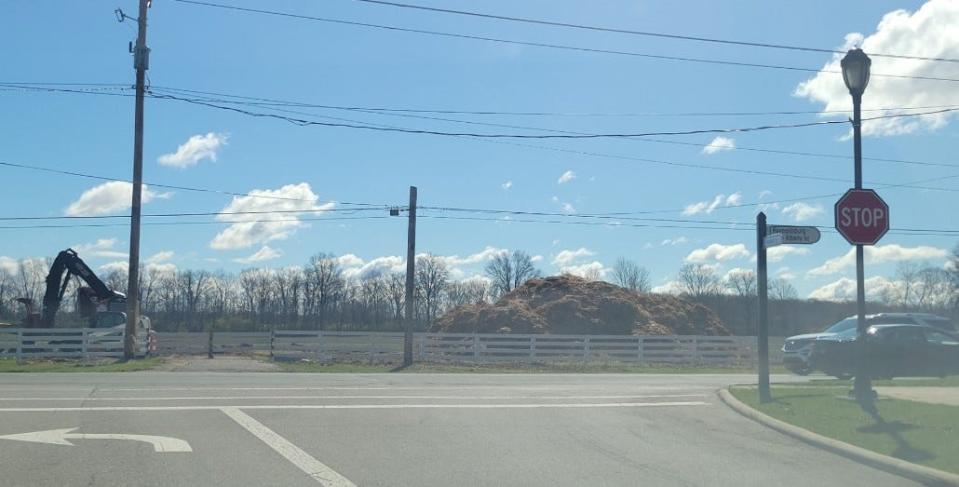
top-left (403, 186), bottom-right (417, 366)
top-left (125, 0), bottom-right (150, 360)
top-left (851, 92), bottom-right (872, 399)
top-left (756, 212), bottom-right (771, 403)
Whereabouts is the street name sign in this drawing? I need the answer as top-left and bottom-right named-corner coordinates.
top-left (765, 225), bottom-right (821, 246)
top-left (834, 189), bottom-right (889, 245)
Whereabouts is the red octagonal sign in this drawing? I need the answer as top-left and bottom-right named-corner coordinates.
top-left (835, 189), bottom-right (889, 245)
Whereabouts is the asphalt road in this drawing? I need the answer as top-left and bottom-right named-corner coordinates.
top-left (0, 372), bottom-right (918, 487)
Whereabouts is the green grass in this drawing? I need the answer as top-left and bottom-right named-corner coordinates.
top-left (731, 386), bottom-right (959, 474)
top-left (0, 357), bottom-right (165, 373)
top-left (275, 360), bottom-right (791, 374)
top-left (809, 376), bottom-right (959, 388)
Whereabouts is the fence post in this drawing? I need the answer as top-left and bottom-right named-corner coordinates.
top-left (82, 330), bottom-right (89, 360)
top-left (529, 336), bottom-right (536, 362)
top-left (472, 334), bottom-right (479, 362)
top-left (207, 327), bottom-right (214, 359)
top-left (16, 330), bottom-right (22, 362)
top-left (637, 336), bottom-right (643, 364)
top-left (269, 328), bottom-right (275, 359)
top-left (583, 336), bottom-right (591, 362)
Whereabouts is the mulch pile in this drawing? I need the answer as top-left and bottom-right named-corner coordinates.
top-left (433, 275), bottom-right (728, 335)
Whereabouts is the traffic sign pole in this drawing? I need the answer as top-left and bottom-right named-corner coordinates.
top-left (756, 212), bottom-right (771, 403)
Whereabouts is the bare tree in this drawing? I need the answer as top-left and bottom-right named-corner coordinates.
top-left (386, 272), bottom-right (405, 322)
top-left (769, 278), bottom-right (798, 301)
top-left (677, 264), bottom-right (723, 298)
top-left (415, 253), bottom-right (449, 325)
top-left (485, 250), bottom-right (541, 297)
top-left (611, 258), bottom-right (651, 292)
top-left (725, 269), bottom-right (757, 297)
top-left (304, 253), bottom-right (343, 329)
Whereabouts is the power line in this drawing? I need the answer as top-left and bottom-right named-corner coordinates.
top-left (0, 215), bottom-right (392, 230)
top-left (0, 207), bottom-right (388, 222)
top-left (158, 86), bottom-right (959, 171)
top-left (153, 91), bottom-right (959, 140)
top-left (172, 0), bottom-right (959, 84)
top-left (9, 83), bottom-right (959, 171)
top-left (0, 161), bottom-right (389, 207)
top-left (350, 0), bottom-right (959, 65)
top-left (150, 85), bottom-right (959, 119)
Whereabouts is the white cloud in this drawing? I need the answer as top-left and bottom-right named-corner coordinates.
top-left (809, 276), bottom-right (901, 302)
top-left (552, 247), bottom-right (595, 266)
top-left (723, 267), bottom-right (754, 281)
top-left (234, 245), bottom-right (282, 264)
top-left (685, 243), bottom-right (750, 263)
top-left (99, 261), bottom-right (129, 274)
top-left (651, 280), bottom-right (683, 295)
top-left (557, 170), bottom-right (576, 184)
top-left (758, 190), bottom-right (773, 200)
top-left (158, 132), bottom-right (227, 168)
top-left (702, 136), bottom-right (736, 154)
top-left (807, 244), bottom-right (949, 276)
top-left (795, 0), bottom-right (959, 137)
top-left (777, 267), bottom-right (796, 280)
top-left (766, 246), bottom-right (810, 263)
top-left (781, 202), bottom-right (824, 222)
top-left (341, 255), bottom-right (406, 280)
top-left (0, 256), bottom-right (18, 275)
top-left (682, 192), bottom-right (742, 215)
top-left (146, 251), bottom-right (174, 265)
top-left (561, 202), bottom-right (576, 214)
top-left (501, 180), bottom-right (513, 190)
top-left (65, 182), bottom-right (170, 216)
top-left (530, 254), bottom-right (543, 263)
top-left (73, 238), bottom-right (127, 259)
top-left (209, 183), bottom-right (333, 250)
top-left (661, 237), bottom-right (689, 246)
top-left (559, 261), bottom-right (609, 280)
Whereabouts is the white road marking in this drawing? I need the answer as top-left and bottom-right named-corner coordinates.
top-left (221, 407), bottom-right (356, 487)
top-left (97, 385), bottom-right (704, 392)
top-left (0, 394), bottom-right (708, 401)
top-left (0, 427), bottom-right (192, 452)
top-left (0, 401), bottom-right (709, 412)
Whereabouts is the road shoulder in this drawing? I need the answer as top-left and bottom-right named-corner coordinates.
top-left (717, 388), bottom-right (959, 486)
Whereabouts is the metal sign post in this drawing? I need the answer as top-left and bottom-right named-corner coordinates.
top-left (756, 220), bottom-right (821, 403)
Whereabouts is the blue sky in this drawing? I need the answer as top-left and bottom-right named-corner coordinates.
top-left (1, 0), bottom-right (957, 300)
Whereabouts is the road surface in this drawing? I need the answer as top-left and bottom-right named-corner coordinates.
top-left (0, 372), bottom-right (918, 486)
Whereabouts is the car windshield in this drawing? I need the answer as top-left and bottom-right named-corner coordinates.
top-left (5, 2), bottom-right (959, 486)
top-left (823, 318), bottom-right (858, 334)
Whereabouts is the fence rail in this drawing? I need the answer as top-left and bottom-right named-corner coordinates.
top-left (155, 330), bottom-right (783, 366)
top-left (0, 328), bottom-right (148, 360)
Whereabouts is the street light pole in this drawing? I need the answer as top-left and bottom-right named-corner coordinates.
top-left (841, 48), bottom-right (873, 401)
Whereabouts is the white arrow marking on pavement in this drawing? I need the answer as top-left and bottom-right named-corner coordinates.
top-left (0, 428), bottom-right (192, 452)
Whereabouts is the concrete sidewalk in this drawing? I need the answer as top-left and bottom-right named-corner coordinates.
top-left (876, 386), bottom-right (959, 406)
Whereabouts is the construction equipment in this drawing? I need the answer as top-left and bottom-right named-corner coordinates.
top-left (16, 249), bottom-right (126, 328)
top-left (13, 249), bottom-right (156, 355)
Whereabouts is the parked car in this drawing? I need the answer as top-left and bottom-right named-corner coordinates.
top-left (809, 324), bottom-right (959, 379)
top-left (781, 313), bottom-right (954, 375)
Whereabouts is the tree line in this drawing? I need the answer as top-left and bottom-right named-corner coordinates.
top-left (1, 245), bottom-right (957, 335)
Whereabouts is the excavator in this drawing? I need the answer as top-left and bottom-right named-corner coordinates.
top-left (13, 249), bottom-right (155, 353)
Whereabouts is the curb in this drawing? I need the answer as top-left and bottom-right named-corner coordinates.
top-left (717, 388), bottom-right (959, 487)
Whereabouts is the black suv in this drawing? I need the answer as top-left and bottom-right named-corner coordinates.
top-left (810, 324), bottom-right (959, 379)
top-left (781, 313), bottom-right (954, 375)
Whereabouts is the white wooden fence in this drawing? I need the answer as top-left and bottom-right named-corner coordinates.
top-left (151, 330), bottom-right (783, 366)
top-left (0, 328), bottom-right (149, 360)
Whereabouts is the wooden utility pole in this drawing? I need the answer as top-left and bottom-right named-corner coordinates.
top-left (124, 0), bottom-right (150, 360)
top-left (403, 186), bottom-right (417, 366)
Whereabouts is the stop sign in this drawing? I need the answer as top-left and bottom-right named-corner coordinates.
top-left (835, 189), bottom-right (889, 245)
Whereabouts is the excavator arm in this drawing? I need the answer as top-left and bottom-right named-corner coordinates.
top-left (39, 249), bottom-right (125, 327)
